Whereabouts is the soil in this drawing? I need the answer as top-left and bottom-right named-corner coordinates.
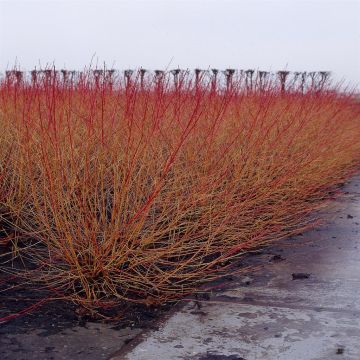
top-left (0, 258), bottom-right (173, 360)
top-left (0, 271), bottom-right (173, 330)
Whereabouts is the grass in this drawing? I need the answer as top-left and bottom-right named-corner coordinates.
top-left (0, 68), bottom-right (359, 310)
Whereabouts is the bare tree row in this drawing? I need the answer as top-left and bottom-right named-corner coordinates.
top-left (2, 68), bottom-right (332, 92)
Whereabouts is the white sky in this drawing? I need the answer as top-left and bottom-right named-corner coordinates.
top-left (0, 0), bottom-right (359, 85)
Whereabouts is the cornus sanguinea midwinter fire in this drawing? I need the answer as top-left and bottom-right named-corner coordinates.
top-left (0, 67), bottom-right (359, 309)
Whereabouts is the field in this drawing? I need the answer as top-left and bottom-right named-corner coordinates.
top-left (1, 68), bottom-right (360, 316)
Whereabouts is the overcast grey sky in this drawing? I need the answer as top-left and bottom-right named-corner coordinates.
top-left (0, 0), bottom-right (359, 85)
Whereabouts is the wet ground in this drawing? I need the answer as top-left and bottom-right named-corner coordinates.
top-left (0, 290), bottom-right (174, 360)
top-left (0, 258), bottom-right (171, 359)
top-left (1, 174), bottom-right (360, 360)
